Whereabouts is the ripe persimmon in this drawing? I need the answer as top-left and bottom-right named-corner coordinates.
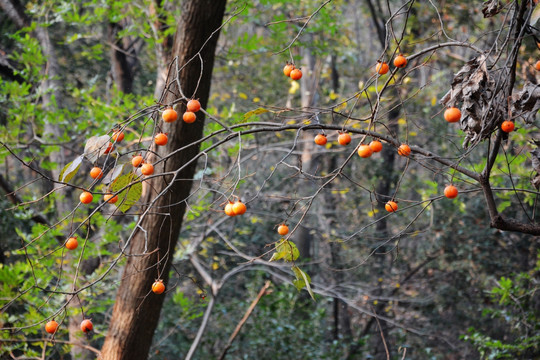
top-left (45, 320), bottom-right (59, 334)
top-left (224, 202), bottom-right (236, 216)
top-left (535, 60), bottom-right (540, 71)
top-left (183, 111), bottom-right (196, 123)
top-left (314, 134), bottom-right (327, 146)
top-left (80, 319), bottom-right (93, 333)
top-left (90, 167), bottom-right (103, 179)
top-left (152, 280), bottom-right (165, 294)
top-left (65, 237), bottom-right (78, 250)
top-left (232, 200), bottom-right (247, 215)
top-left (104, 142), bottom-right (114, 154)
top-left (80, 191), bottom-right (93, 204)
top-left (187, 99), bottom-right (201, 113)
top-left (444, 185), bottom-right (458, 199)
top-left (444, 107), bottom-right (461, 123)
top-left (290, 68), bottom-right (303, 80)
top-left (132, 155), bottom-right (144, 167)
top-left (501, 120), bottom-right (515, 133)
top-left (398, 144), bottom-right (411, 157)
top-left (357, 144), bottom-right (373, 158)
top-left (141, 163), bottom-right (154, 176)
top-left (277, 224), bottom-right (289, 236)
top-left (393, 55), bottom-right (407, 68)
top-left (385, 201), bottom-right (398, 212)
top-left (162, 108), bottom-right (178, 123)
top-left (283, 63), bottom-right (295, 77)
top-left (376, 61), bottom-right (389, 75)
top-left (104, 194), bottom-right (118, 204)
top-left (154, 133), bottom-right (168, 146)
top-left (112, 130), bottom-right (124, 143)
top-left (369, 140), bottom-right (383, 153)
top-left (338, 132), bottom-right (352, 145)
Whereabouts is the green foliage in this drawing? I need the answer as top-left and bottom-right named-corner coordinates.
top-left (110, 173), bottom-right (142, 213)
top-left (462, 253), bottom-right (540, 359)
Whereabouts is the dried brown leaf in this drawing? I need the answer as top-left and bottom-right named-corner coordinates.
top-left (482, 0), bottom-right (501, 18)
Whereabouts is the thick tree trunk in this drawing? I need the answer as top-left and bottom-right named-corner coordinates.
top-left (100, 1), bottom-right (227, 359)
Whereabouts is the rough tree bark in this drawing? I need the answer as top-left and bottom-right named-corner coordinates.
top-left (100, 1), bottom-right (227, 359)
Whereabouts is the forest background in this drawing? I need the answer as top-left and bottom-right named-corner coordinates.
top-left (0, 0), bottom-right (539, 359)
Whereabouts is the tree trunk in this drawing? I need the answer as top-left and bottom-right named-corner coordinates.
top-left (296, 44), bottom-right (318, 262)
top-left (108, 21), bottom-right (134, 94)
top-left (100, 1), bottom-right (227, 359)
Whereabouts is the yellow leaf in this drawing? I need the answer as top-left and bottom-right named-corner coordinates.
top-left (431, 96), bottom-right (437, 106)
top-left (212, 262), bottom-right (219, 270)
top-left (243, 107), bottom-right (270, 121)
top-left (238, 92), bottom-right (248, 100)
top-left (373, 300), bottom-right (378, 305)
top-left (329, 90), bottom-right (339, 100)
top-left (335, 103), bottom-right (347, 112)
top-left (287, 119), bottom-right (296, 125)
top-left (368, 211), bottom-right (374, 217)
top-left (395, 283), bottom-right (400, 288)
top-left (409, 131), bottom-right (417, 137)
top-left (253, 97), bottom-right (260, 103)
top-left (303, 119), bottom-right (311, 125)
top-left (398, 118), bottom-right (406, 125)
top-left (325, 142), bottom-right (332, 149)
top-left (289, 80), bottom-right (300, 94)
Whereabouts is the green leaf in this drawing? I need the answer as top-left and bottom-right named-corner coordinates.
top-left (58, 155), bottom-right (83, 183)
top-left (496, 200), bottom-right (511, 213)
top-left (110, 173), bottom-right (142, 213)
top-left (269, 239), bottom-right (299, 262)
top-left (292, 265), bottom-right (315, 300)
top-left (243, 107), bottom-right (270, 122)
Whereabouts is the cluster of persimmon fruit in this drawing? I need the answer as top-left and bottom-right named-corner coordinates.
top-left (283, 62), bottom-right (303, 80)
top-left (45, 318), bottom-right (93, 336)
top-left (79, 99), bottom-right (203, 210)
top-left (285, 52), bottom-right (467, 215)
top-left (223, 199), bottom-right (248, 217)
top-left (48, 100), bottom-right (205, 335)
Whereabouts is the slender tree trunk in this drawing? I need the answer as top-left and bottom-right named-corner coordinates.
top-left (108, 21), bottom-right (134, 94)
top-left (100, 1), bottom-right (227, 359)
top-left (296, 45), bottom-right (318, 262)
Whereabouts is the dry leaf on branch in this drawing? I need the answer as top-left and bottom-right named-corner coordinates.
top-left (482, 0), bottom-right (501, 18)
top-left (440, 55), bottom-right (503, 148)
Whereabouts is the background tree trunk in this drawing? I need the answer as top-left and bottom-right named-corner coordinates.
top-left (100, 1), bottom-right (227, 359)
